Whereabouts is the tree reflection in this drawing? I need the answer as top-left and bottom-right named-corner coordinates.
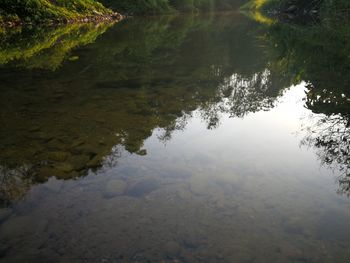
top-left (0, 166), bottom-right (32, 207)
top-left (0, 14), bottom-right (285, 206)
top-left (302, 85), bottom-right (350, 196)
top-left (1, 10), bottom-right (350, 205)
top-left (260, 11), bottom-right (350, 196)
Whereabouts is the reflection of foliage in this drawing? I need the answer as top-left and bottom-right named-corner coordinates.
top-left (300, 55), bottom-right (350, 196)
top-left (0, 14), bottom-right (284, 205)
top-left (100, 0), bottom-right (245, 14)
top-left (198, 69), bottom-right (281, 128)
top-left (260, 3), bottom-right (350, 94)
top-left (305, 84), bottom-right (350, 116)
top-left (0, 166), bottom-right (33, 207)
top-left (301, 113), bottom-right (350, 196)
top-left (251, 8), bottom-right (350, 195)
top-left (222, 70), bottom-right (277, 117)
top-left (0, 22), bottom-right (113, 70)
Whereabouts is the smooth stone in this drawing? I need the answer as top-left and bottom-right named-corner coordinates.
top-left (136, 149), bottom-right (147, 156)
top-left (104, 179), bottom-right (127, 198)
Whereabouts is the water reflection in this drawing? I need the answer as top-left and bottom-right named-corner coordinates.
top-left (0, 22), bottom-right (113, 70)
top-left (0, 14), bottom-right (285, 201)
top-left (0, 12), bottom-right (350, 263)
top-left (263, 18), bottom-right (350, 196)
top-left (301, 84), bottom-right (350, 196)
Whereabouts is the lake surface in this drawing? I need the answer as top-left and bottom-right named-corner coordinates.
top-left (0, 12), bottom-right (350, 263)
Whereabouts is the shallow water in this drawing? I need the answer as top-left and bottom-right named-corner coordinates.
top-left (0, 12), bottom-right (350, 263)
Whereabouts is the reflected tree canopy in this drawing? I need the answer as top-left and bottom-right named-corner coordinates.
top-left (1, 11), bottom-right (350, 205)
top-left (263, 14), bottom-right (350, 196)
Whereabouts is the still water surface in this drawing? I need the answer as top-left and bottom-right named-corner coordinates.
top-left (0, 12), bottom-right (350, 263)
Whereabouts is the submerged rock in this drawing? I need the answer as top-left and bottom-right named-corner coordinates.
top-left (103, 179), bottom-right (127, 198)
top-left (0, 208), bottom-right (12, 223)
top-left (126, 179), bottom-right (160, 197)
top-left (163, 241), bottom-right (181, 257)
top-left (189, 175), bottom-right (210, 195)
top-left (286, 5), bottom-right (297, 13)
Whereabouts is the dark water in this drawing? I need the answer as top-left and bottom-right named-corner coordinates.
top-left (0, 12), bottom-right (350, 263)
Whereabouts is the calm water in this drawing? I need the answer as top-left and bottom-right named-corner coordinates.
top-left (0, 12), bottom-right (350, 263)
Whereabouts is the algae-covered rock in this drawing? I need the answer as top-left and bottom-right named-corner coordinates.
top-left (48, 151), bottom-right (70, 162)
top-left (37, 167), bottom-right (55, 182)
top-left (71, 155), bottom-right (90, 171)
top-left (86, 156), bottom-right (103, 169)
top-left (54, 163), bottom-right (75, 173)
top-left (104, 179), bottom-right (127, 198)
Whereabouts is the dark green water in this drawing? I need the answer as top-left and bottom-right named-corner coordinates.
top-left (0, 12), bottom-right (350, 262)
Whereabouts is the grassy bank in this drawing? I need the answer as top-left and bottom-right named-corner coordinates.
top-left (0, 0), bottom-right (115, 26)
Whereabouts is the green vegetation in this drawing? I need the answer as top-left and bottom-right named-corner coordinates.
top-left (98, 0), bottom-right (245, 14)
top-left (0, 0), bottom-right (245, 24)
top-left (244, 0), bottom-right (350, 21)
top-left (0, 0), bottom-right (112, 25)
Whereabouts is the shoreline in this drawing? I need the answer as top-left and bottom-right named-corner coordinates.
top-left (0, 12), bottom-right (124, 30)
